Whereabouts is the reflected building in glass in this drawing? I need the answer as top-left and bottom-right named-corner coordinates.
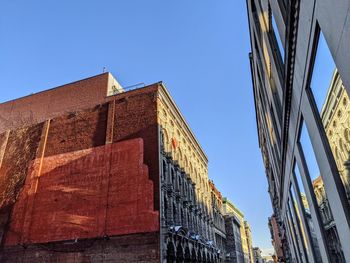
top-left (321, 70), bottom-right (350, 203)
top-left (246, 0), bottom-right (350, 262)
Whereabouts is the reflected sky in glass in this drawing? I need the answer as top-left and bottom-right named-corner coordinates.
top-left (271, 14), bottom-right (284, 62)
top-left (310, 32), bottom-right (336, 113)
top-left (294, 163), bottom-right (311, 213)
top-left (300, 122), bottom-right (320, 181)
top-left (295, 163), bottom-right (306, 195)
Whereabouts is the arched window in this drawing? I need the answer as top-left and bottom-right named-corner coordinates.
top-left (178, 149), bottom-right (183, 163)
top-left (344, 129), bottom-right (350, 152)
top-left (339, 138), bottom-right (344, 152)
top-left (173, 203), bottom-right (177, 222)
top-left (163, 129), bottom-right (169, 151)
top-left (178, 175), bottom-right (182, 192)
top-left (164, 195), bottom-right (168, 220)
top-left (162, 160), bottom-right (167, 181)
top-left (181, 209), bottom-right (184, 225)
top-left (171, 168), bottom-right (175, 185)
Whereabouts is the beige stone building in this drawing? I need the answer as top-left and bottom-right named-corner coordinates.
top-left (157, 85), bottom-right (212, 218)
top-left (244, 221), bottom-right (254, 263)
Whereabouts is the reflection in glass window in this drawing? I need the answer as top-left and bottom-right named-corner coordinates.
top-left (288, 195), bottom-right (307, 262)
top-left (271, 14), bottom-right (284, 62)
top-left (293, 163), bottom-right (322, 262)
top-left (299, 122), bottom-right (345, 262)
top-left (309, 31), bottom-right (350, 207)
top-left (290, 185), bottom-right (310, 261)
top-left (294, 164), bottom-right (310, 213)
top-left (286, 209), bottom-right (301, 263)
top-left (285, 223), bottom-right (297, 262)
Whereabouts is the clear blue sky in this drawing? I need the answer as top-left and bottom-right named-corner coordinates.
top-left (0, 0), bottom-right (273, 250)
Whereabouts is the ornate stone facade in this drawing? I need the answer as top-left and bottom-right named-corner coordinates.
top-left (244, 222), bottom-right (254, 263)
top-left (209, 180), bottom-right (227, 261)
top-left (157, 85), bottom-right (221, 262)
top-left (160, 151), bottom-right (218, 262)
top-left (224, 215), bottom-right (244, 263)
top-left (321, 70), bottom-right (350, 203)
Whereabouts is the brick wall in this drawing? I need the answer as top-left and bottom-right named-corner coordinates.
top-left (4, 138), bottom-right (159, 245)
top-left (0, 232), bottom-right (159, 263)
top-left (0, 77), bottom-right (161, 211)
top-left (108, 85), bottom-right (160, 210)
top-left (0, 81), bottom-right (162, 262)
top-left (0, 125), bottom-right (44, 244)
top-left (45, 104), bottom-right (108, 156)
top-left (0, 73), bottom-right (110, 134)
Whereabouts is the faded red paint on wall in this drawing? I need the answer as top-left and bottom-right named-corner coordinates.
top-left (0, 78), bottom-right (162, 262)
top-left (110, 86), bottom-right (160, 210)
top-left (4, 138), bottom-right (159, 245)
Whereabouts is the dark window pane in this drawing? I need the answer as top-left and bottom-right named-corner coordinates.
top-left (290, 185), bottom-right (310, 261)
top-left (294, 163), bottom-right (322, 262)
top-left (286, 209), bottom-right (301, 262)
top-left (288, 194), bottom-right (307, 262)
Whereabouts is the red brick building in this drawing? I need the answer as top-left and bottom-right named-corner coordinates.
top-left (0, 73), bottom-right (163, 262)
top-left (268, 215), bottom-right (286, 262)
top-left (0, 73), bottom-right (221, 262)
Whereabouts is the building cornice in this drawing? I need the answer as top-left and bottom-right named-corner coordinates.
top-left (222, 197), bottom-right (244, 218)
top-left (280, 0), bottom-right (300, 207)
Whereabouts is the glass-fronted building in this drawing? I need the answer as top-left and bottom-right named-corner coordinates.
top-left (247, 0), bottom-right (350, 262)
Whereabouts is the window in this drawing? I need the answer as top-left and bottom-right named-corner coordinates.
top-left (290, 184), bottom-right (310, 262)
top-left (308, 30), bottom-right (350, 206)
top-left (299, 121), bottom-right (344, 261)
top-left (293, 162), bottom-right (322, 262)
top-left (271, 13), bottom-right (284, 62)
top-left (286, 208), bottom-right (301, 262)
top-left (288, 194), bottom-right (307, 262)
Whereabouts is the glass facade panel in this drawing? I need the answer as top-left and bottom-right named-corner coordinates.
top-left (299, 122), bottom-right (345, 262)
top-left (293, 163), bottom-right (322, 262)
top-left (271, 14), bottom-right (284, 62)
top-left (286, 209), bottom-right (301, 263)
top-left (290, 185), bottom-right (310, 261)
top-left (309, 31), bottom-right (350, 208)
top-left (288, 195), bottom-right (307, 262)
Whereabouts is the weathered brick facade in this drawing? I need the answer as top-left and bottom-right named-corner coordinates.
top-left (0, 75), bottom-right (161, 262)
top-left (1, 232), bottom-right (160, 263)
top-left (4, 138), bottom-right (158, 246)
top-left (0, 73), bottom-right (110, 134)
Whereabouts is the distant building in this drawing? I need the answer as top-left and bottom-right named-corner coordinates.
top-left (209, 180), bottom-right (227, 261)
top-left (223, 198), bottom-right (253, 263)
top-left (244, 221), bottom-right (254, 263)
top-left (224, 214), bottom-right (244, 263)
top-left (253, 247), bottom-right (263, 263)
top-left (268, 215), bottom-right (285, 262)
